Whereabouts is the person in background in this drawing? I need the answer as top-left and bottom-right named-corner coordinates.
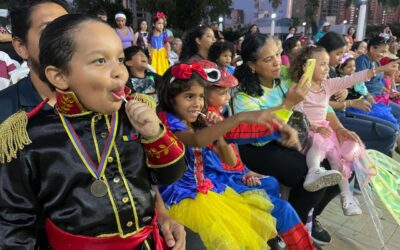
top-left (115, 12), bottom-right (134, 49)
top-left (211, 21), bottom-right (224, 41)
top-left (0, 50), bottom-right (17, 90)
top-left (179, 25), bottom-right (216, 63)
top-left (286, 26), bottom-right (297, 40)
top-left (208, 40), bottom-right (236, 74)
top-left (148, 11), bottom-right (170, 75)
top-left (379, 25), bottom-right (392, 41)
top-left (133, 19), bottom-right (149, 56)
top-left (314, 22), bottom-right (330, 43)
top-left (169, 38), bottom-right (182, 65)
top-left (124, 46), bottom-right (161, 101)
top-left (164, 17), bottom-right (174, 43)
top-left (282, 36), bottom-right (302, 66)
top-left (351, 41), bottom-right (368, 58)
top-left (345, 26), bottom-right (356, 45)
top-left (0, 0), bottom-right (69, 123)
top-left (96, 9), bottom-right (107, 22)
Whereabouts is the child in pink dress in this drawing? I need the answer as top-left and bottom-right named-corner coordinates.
top-left (290, 46), bottom-right (399, 216)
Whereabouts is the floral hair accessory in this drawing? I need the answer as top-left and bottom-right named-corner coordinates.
top-left (153, 11), bottom-right (166, 22)
top-left (170, 62), bottom-right (221, 84)
top-left (338, 53), bottom-right (354, 69)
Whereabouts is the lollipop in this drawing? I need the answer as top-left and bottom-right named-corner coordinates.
top-left (113, 87), bottom-right (156, 110)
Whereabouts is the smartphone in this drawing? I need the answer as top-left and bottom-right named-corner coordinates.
top-left (303, 58), bottom-right (316, 84)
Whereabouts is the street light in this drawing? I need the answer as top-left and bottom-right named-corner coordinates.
top-left (271, 13), bottom-right (277, 36)
top-left (218, 16), bottom-right (224, 32)
top-left (302, 22), bottom-right (307, 33)
top-left (342, 20), bottom-right (348, 34)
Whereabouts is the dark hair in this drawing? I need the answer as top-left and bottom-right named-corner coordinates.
top-left (351, 41), bottom-right (362, 52)
top-left (289, 46), bottom-right (327, 82)
top-left (8, 0), bottom-right (69, 43)
top-left (39, 14), bottom-right (102, 90)
top-left (234, 33), bottom-right (272, 97)
top-left (208, 41), bottom-right (235, 65)
top-left (347, 26), bottom-right (356, 37)
top-left (317, 31), bottom-right (346, 52)
top-left (157, 65), bottom-right (207, 129)
top-left (137, 19), bottom-right (147, 30)
top-left (367, 36), bottom-right (389, 51)
top-left (247, 24), bottom-right (260, 34)
top-left (288, 26), bottom-right (297, 32)
top-left (336, 57), bottom-right (356, 74)
top-left (282, 36), bottom-right (299, 56)
top-left (180, 26), bottom-right (212, 62)
top-left (124, 46), bottom-right (146, 62)
top-left (97, 10), bottom-right (107, 16)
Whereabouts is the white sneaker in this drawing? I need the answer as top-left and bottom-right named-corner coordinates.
top-left (341, 195), bottom-right (362, 216)
top-left (303, 168), bottom-right (342, 192)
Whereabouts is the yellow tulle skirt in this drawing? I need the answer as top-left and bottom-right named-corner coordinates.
top-left (168, 188), bottom-right (277, 250)
top-left (149, 47), bottom-right (169, 75)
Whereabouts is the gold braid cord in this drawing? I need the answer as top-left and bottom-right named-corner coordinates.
top-left (0, 110), bottom-right (31, 164)
top-left (130, 93), bottom-right (156, 110)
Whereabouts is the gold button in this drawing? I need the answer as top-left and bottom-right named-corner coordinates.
top-left (107, 156), bottom-right (114, 163)
top-left (126, 221), bottom-right (133, 227)
top-left (113, 177), bottom-right (120, 183)
top-left (122, 197), bottom-right (129, 203)
top-left (100, 131), bottom-right (107, 138)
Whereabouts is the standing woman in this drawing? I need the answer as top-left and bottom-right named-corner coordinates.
top-left (115, 13), bottom-right (134, 49)
top-left (345, 26), bottom-right (356, 45)
top-left (179, 26), bottom-right (216, 63)
top-left (133, 20), bottom-right (149, 53)
top-left (233, 33), bottom-right (326, 224)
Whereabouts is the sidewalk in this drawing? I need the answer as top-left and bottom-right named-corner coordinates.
top-left (318, 194), bottom-right (399, 250)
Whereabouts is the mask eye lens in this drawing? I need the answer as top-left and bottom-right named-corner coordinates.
top-left (204, 68), bottom-right (221, 82)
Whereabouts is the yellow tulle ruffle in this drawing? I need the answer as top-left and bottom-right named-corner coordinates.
top-left (150, 47), bottom-right (169, 75)
top-left (168, 188), bottom-right (277, 250)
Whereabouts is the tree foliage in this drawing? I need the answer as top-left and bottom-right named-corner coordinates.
top-left (73, 0), bottom-right (133, 26)
top-left (305, 0), bottom-right (320, 35)
top-left (137, 0), bottom-right (232, 30)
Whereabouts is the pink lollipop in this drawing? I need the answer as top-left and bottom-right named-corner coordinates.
top-left (112, 88), bottom-right (128, 103)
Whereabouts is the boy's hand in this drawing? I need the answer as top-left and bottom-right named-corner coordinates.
top-left (125, 100), bottom-right (162, 139)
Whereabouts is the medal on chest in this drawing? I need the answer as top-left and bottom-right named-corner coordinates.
top-left (59, 112), bottom-right (119, 198)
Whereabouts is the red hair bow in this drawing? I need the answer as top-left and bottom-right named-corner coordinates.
top-left (171, 63), bottom-right (208, 81)
top-left (153, 11), bottom-right (166, 21)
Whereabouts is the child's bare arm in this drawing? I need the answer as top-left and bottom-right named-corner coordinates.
top-left (175, 110), bottom-right (278, 147)
top-left (213, 137), bottom-right (237, 167)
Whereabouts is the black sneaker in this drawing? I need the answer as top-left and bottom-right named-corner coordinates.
top-left (311, 219), bottom-right (331, 245)
top-left (267, 236), bottom-right (287, 250)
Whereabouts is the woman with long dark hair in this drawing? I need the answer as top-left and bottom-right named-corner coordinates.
top-left (179, 26), bottom-right (216, 63)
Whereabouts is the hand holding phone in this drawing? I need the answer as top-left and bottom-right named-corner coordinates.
top-left (303, 58), bottom-right (316, 84)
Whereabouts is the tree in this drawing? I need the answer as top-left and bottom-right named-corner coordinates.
top-left (138, 0), bottom-right (232, 31)
top-left (305, 0), bottom-right (320, 35)
top-left (73, 0), bottom-right (133, 26)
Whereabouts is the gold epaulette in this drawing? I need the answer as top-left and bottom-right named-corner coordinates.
top-left (0, 110), bottom-right (31, 164)
top-left (130, 93), bottom-right (156, 110)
